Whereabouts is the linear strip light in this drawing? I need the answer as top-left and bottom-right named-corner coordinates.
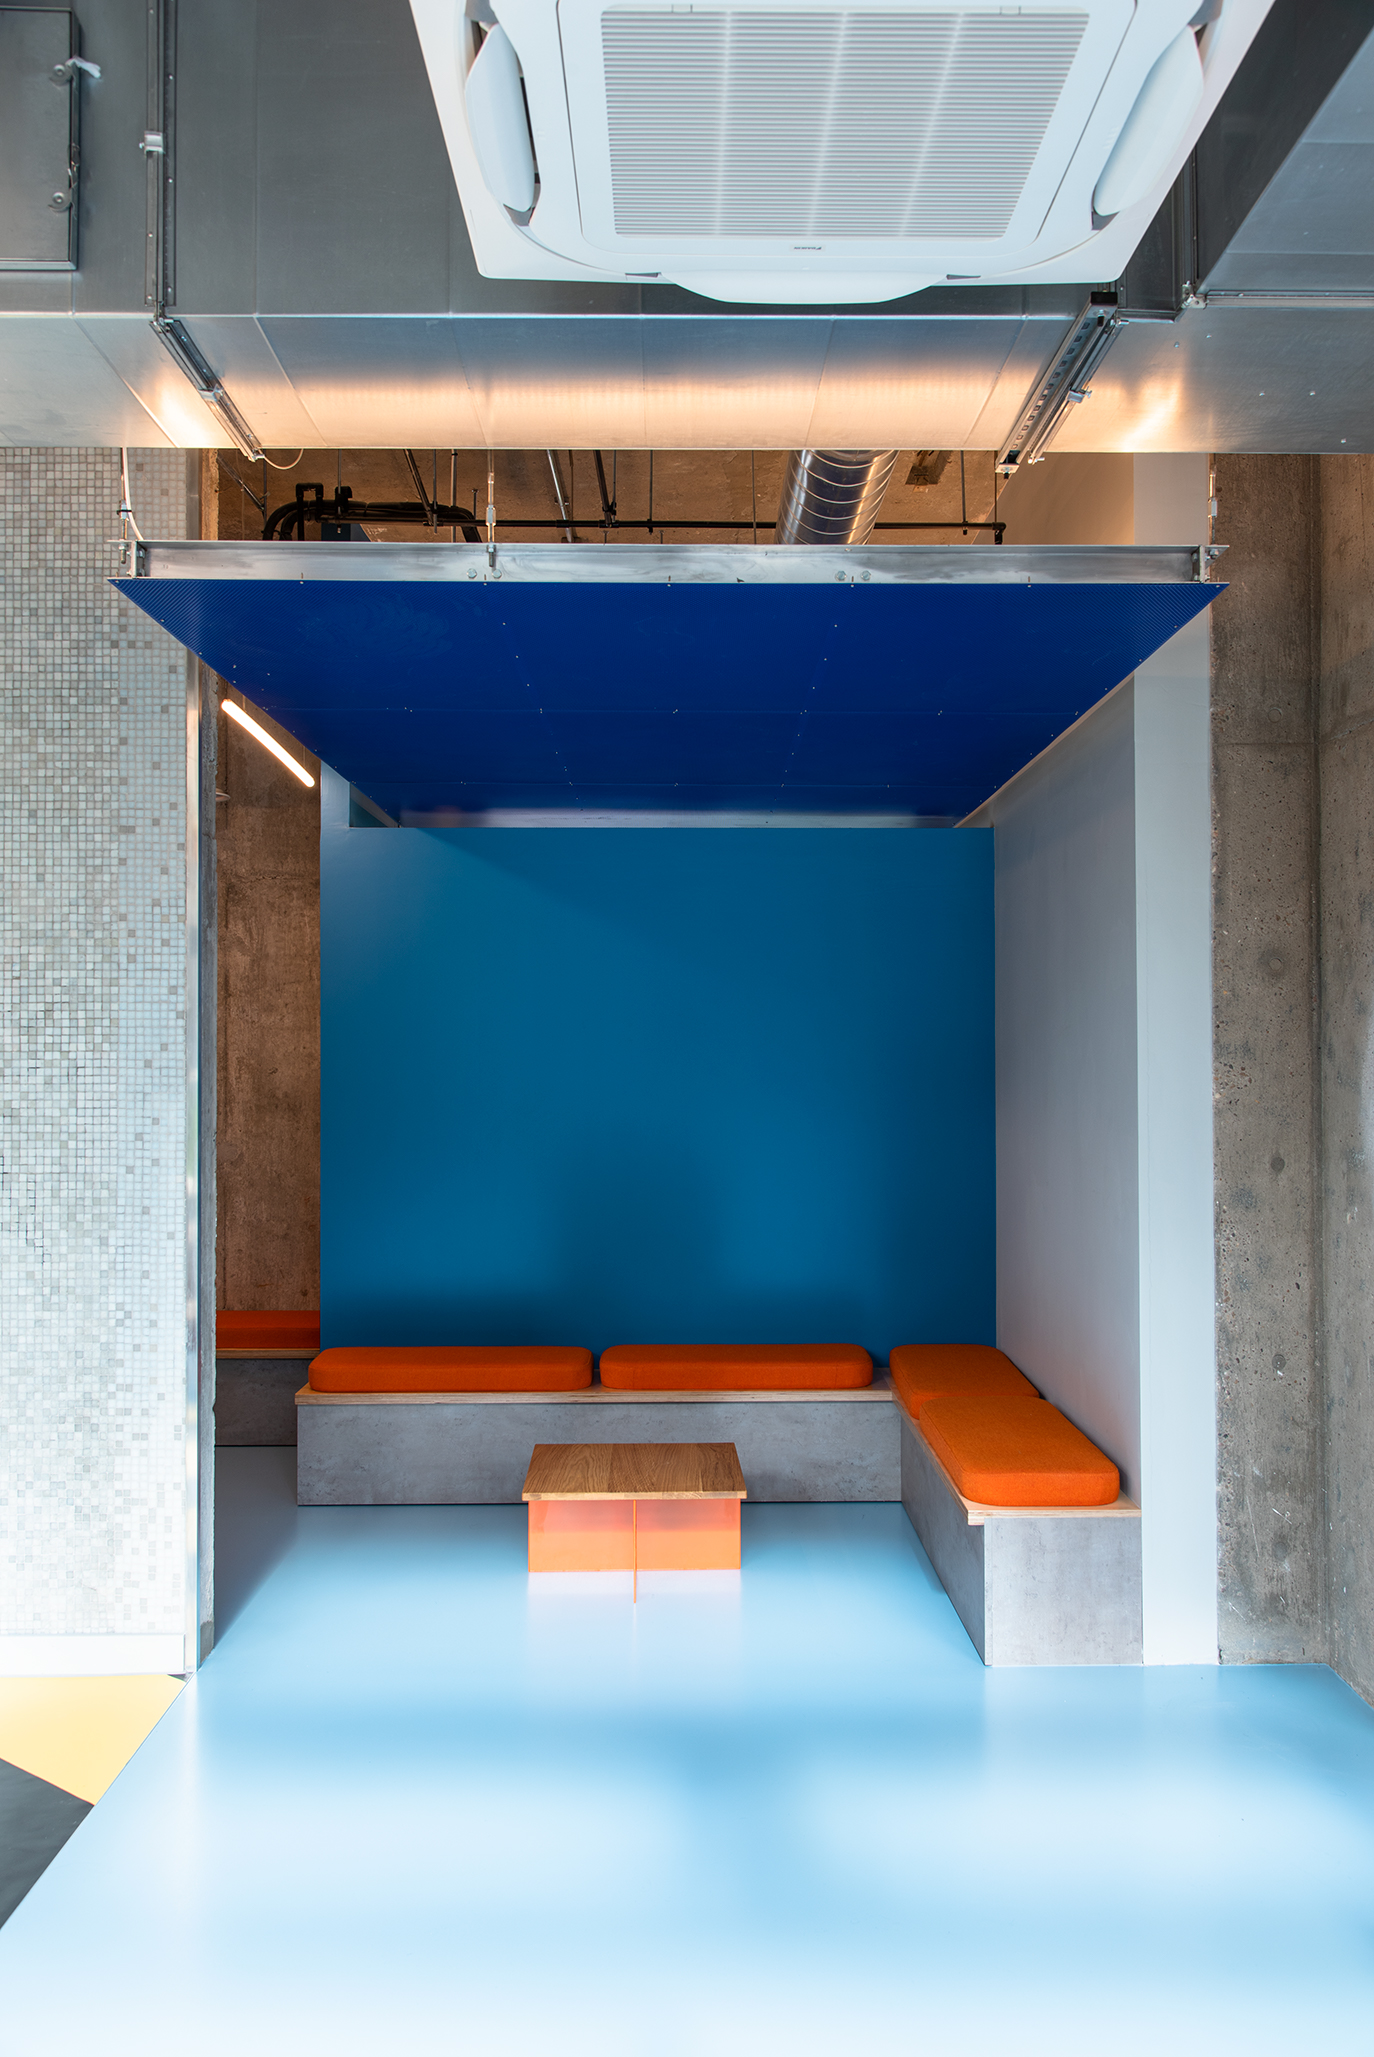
top-left (221, 699), bottom-right (316, 787)
top-left (151, 316), bottom-right (265, 461)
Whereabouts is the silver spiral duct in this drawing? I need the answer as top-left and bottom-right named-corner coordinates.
top-left (774, 449), bottom-right (899, 546)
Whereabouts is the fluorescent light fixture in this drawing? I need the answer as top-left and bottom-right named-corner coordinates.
top-left (221, 699), bottom-right (316, 787)
top-left (151, 317), bottom-right (265, 461)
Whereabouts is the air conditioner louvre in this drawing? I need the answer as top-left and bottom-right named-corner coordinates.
top-left (602, 9), bottom-right (1089, 240)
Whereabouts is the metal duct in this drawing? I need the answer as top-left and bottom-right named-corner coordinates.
top-left (774, 449), bottom-right (898, 545)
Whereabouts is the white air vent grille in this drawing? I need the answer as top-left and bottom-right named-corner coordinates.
top-left (602, 9), bottom-right (1089, 239)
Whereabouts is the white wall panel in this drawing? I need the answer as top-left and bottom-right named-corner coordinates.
top-left (1133, 454), bottom-right (1218, 1665)
top-left (976, 451), bottom-right (1219, 1664)
top-left (975, 687), bottom-right (1143, 1500)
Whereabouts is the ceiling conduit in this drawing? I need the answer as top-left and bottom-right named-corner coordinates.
top-left (774, 450), bottom-right (899, 546)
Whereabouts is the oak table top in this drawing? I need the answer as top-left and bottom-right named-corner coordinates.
top-left (522, 1442), bottom-right (746, 1501)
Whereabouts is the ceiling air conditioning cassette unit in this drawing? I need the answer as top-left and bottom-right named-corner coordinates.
top-left (410, 0), bottom-right (1273, 305)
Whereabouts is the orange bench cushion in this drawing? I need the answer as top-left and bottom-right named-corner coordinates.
top-left (598, 1344), bottom-right (872, 1391)
top-left (889, 1343), bottom-right (1038, 1420)
top-left (920, 1396), bottom-right (1120, 1507)
top-left (217, 1309), bottom-right (320, 1352)
top-left (308, 1346), bottom-right (592, 1393)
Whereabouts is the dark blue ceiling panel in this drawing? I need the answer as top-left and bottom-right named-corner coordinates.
top-left (488, 584), bottom-right (845, 715)
top-left (291, 710), bottom-right (573, 787)
top-left (116, 572), bottom-right (1222, 819)
top-left (544, 711), bottom-right (805, 787)
top-left (785, 711), bottom-right (1073, 795)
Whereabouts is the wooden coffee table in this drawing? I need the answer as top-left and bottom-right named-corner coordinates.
top-left (522, 1442), bottom-right (747, 1594)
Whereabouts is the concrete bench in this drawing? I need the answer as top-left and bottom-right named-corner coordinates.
top-left (293, 1335), bottom-right (1141, 1670)
top-left (896, 1396), bottom-right (1142, 1666)
top-left (215, 1312), bottom-right (319, 1447)
top-left (295, 1377), bottom-right (900, 1506)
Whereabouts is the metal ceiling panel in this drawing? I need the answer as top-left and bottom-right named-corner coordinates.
top-left (1204, 28), bottom-right (1374, 294)
top-left (250, 312), bottom-right (1077, 451)
top-left (449, 316), bottom-right (652, 448)
top-left (638, 320), bottom-right (829, 450)
top-left (252, 0), bottom-right (456, 316)
top-left (1052, 301), bottom-right (1374, 455)
top-left (73, 316), bottom-right (240, 448)
top-left (115, 541), bottom-right (1221, 819)
top-left (177, 317), bottom-right (330, 449)
top-left (0, 314), bottom-right (175, 445)
top-left (257, 317), bottom-right (490, 449)
top-left (803, 318), bottom-right (1062, 451)
top-left (0, 8), bottom-right (79, 270)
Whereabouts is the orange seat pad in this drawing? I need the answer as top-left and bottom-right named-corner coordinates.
top-left (920, 1396), bottom-right (1120, 1507)
top-left (217, 1309), bottom-right (320, 1352)
top-left (598, 1344), bottom-right (871, 1390)
top-left (889, 1343), bottom-right (1038, 1420)
top-left (309, 1346), bottom-right (592, 1393)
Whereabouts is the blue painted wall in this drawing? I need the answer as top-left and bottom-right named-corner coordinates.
top-left (320, 789), bottom-right (994, 1358)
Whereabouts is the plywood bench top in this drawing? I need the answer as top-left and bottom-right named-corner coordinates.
top-left (522, 1442), bottom-right (746, 1502)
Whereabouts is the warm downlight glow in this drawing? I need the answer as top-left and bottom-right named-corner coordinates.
top-left (221, 698), bottom-right (316, 787)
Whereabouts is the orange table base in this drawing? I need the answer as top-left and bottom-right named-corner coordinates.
top-left (528, 1498), bottom-right (741, 1573)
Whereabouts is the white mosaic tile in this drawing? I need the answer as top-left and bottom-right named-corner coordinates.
top-left (1, 449), bottom-right (192, 1638)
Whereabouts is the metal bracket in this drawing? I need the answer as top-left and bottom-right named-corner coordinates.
top-left (1195, 543), bottom-right (1228, 582)
top-left (50, 55), bottom-right (101, 83)
top-left (143, 0), bottom-right (177, 310)
top-left (997, 294), bottom-right (1124, 475)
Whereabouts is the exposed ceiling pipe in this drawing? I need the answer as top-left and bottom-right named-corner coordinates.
top-left (774, 450), bottom-right (899, 546)
top-left (546, 450), bottom-right (575, 541)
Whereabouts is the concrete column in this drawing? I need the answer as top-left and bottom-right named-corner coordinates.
top-left (211, 442), bottom-right (321, 1315)
top-left (1318, 455), bottom-right (1374, 1702)
top-left (1211, 456), bottom-right (1325, 1664)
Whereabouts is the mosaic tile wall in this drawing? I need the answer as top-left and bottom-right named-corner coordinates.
top-left (1, 449), bottom-right (193, 1647)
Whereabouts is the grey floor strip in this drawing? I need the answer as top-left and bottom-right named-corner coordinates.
top-left (0, 1758), bottom-right (91, 1926)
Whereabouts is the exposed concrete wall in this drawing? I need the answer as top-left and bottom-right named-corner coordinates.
top-left (207, 457), bottom-right (321, 1313)
top-left (1212, 452), bottom-right (1374, 1700)
top-left (214, 697), bottom-right (321, 1312)
top-left (1318, 455), bottom-right (1374, 1703)
top-left (1211, 455), bottom-right (1325, 1663)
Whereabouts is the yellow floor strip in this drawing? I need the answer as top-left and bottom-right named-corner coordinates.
top-left (0, 1676), bottom-right (183, 1804)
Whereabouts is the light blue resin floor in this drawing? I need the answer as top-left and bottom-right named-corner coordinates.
top-left (4, 1450), bottom-right (1374, 2054)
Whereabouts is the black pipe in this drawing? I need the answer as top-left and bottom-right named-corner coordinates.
top-left (402, 449), bottom-right (439, 528)
top-left (264, 484), bottom-right (483, 542)
top-left (263, 486), bottom-right (1004, 545)
top-left (593, 451), bottom-right (616, 522)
